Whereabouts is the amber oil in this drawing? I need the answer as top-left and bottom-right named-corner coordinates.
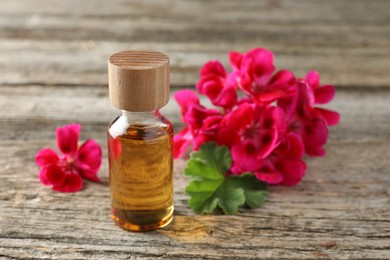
top-left (108, 112), bottom-right (173, 231)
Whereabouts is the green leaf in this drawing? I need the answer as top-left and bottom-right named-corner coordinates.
top-left (184, 142), bottom-right (267, 215)
top-left (231, 173), bottom-right (267, 209)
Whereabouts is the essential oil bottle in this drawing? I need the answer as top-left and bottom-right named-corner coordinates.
top-left (107, 50), bottom-right (174, 231)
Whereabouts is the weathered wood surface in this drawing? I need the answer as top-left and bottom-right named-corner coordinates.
top-left (0, 87), bottom-right (389, 259)
top-left (1, 0), bottom-right (390, 259)
top-left (0, 0), bottom-right (389, 88)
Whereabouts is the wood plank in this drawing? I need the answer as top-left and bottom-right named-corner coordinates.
top-left (0, 0), bottom-right (389, 87)
top-left (0, 85), bottom-right (389, 141)
top-left (0, 85), bottom-right (389, 259)
top-left (1, 0), bottom-right (390, 258)
top-left (0, 138), bottom-right (389, 259)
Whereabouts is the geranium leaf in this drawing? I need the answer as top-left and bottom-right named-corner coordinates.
top-left (184, 142), bottom-right (267, 215)
top-left (233, 173), bottom-right (267, 208)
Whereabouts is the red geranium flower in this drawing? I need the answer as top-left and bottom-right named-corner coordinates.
top-left (174, 47), bottom-right (339, 187)
top-left (279, 71), bottom-right (340, 156)
top-left (229, 48), bottom-right (296, 105)
top-left (196, 60), bottom-right (238, 111)
top-left (173, 90), bottom-right (222, 158)
top-left (35, 124), bottom-right (102, 192)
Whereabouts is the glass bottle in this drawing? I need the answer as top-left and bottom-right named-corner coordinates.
top-left (107, 50), bottom-right (173, 231)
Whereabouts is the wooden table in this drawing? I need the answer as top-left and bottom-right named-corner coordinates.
top-left (1, 0), bottom-right (389, 259)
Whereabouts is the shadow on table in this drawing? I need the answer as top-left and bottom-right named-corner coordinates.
top-left (157, 214), bottom-right (226, 242)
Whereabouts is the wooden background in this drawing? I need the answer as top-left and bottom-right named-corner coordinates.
top-left (0, 0), bottom-right (389, 259)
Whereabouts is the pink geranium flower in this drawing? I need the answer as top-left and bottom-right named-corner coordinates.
top-left (173, 90), bottom-right (222, 158)
top-left (229, 48), bottom-right (296, 105)
top-left (217, 103), bottom-right (286, 160)
top-left (279, 71), bottom-right (340, 156)
top-left (215, 103), bottom-right (303, 185)
top-left (251, 132), bottom-right (306, 186)
top-left (35, 124), bottom-right (102, 192)
top-left (196, 60), bottom-right (237, 111)
top-left (174, 47), bottom-right (339, 187)
top-left (304, 71), bottom-right (340, 126)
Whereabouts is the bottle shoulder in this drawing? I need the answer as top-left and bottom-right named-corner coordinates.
top-left (108, 114), bottom-right (173, 140)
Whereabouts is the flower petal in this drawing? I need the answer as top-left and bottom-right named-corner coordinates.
top-left (305, 144), bottom-right (326, 157)
top-left (231, 141), bottom-right (264, 172)
top-left (305, 70), bottom-right (320, 89)
top-left (281, 133), bottom-right (305, 159)
top-left (56, 124), bottom-right (81, 155)
top-left (38, 167), bottom-right (51, 186)
top-left (268, 70), bottom-right (296, 89)
top-left (254, 166), bottom-right (283, 184)
top-left (35, 148), bottom-right (59, 167)
top-left (216, 128), bottom-right (240, 149)
top-left (298, 80), bottom-right (315, 107)
top-left (255, 89), bottom-right (286, 104)
top-left (315, 84), bottom-right (335, 104)
top-left (256, 127), bottom-right (279, 158)
top-left (229, 51), bottom-right (243, 70)
top-left (261, 106), bottom-right (287, 134)
top-left (173, 89), bottom-right (203, 123)
top-left (194, 115), bottom-right (223, 150)
top-left (199, 60), bottom-right (227, 78)
top-left (303, 117), bottom-right (328, 146)
top-left (316, 108), bottom-right (340, 126)
top-left (197, 75), bottom-right (224, 100)
top-left (214, 87), bottom-right (238, 109)
top-left (225, 70), bottom-right (240, 89)
top-left (298, 110), bottom-right (328, 157)
top-left (202, 115), bottom-right (223, 133)
top-left (245, 48), bottom-right (275, 78)
top-left (44, 164), bottom-right (66, 186)
top-left (253, 70), bottom-right (296, 104)
top-left (184, 105), bottom-right (220, 130)
top-left (173, 127), bottom-right (193, 159)
top-left (76, 139), bottom-right (102, 171)
top-left (225, 102), bottom-right (254, 130)
top-left (174, 90), bottom-right (200, 117)
top-left (52, 173), bottom-right (83, 193)
top-left (277, 159), bottom-right (306, 186)
top-left (74, 139), bottom-right (102, 182)
top-left (278, 95), bottom-right (298, 122)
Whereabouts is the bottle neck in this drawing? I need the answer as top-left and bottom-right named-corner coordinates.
top-left (120, 110), bottom-right (161, 125)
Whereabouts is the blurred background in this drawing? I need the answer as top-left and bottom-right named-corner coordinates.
top-left (1, 0), bottom-right (388, 87)
top-left (1, 0), bottom-right (388, 139)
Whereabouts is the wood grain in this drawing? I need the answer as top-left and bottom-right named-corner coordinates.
top-left (0, 0), bottom-right (389, 87)
top-left (108, 50), bottom-right (170, 111)
top-left (1, 0), bottom-right (390, 259)
top-left (0, 85), bottom-right (389, 259)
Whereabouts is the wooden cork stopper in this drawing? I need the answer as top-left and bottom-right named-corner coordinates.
top-left (108, 50), bottom-right (170, 111)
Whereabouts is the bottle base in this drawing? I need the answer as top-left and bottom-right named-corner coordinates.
top-left (111, 207), bottom-right (174, 232)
